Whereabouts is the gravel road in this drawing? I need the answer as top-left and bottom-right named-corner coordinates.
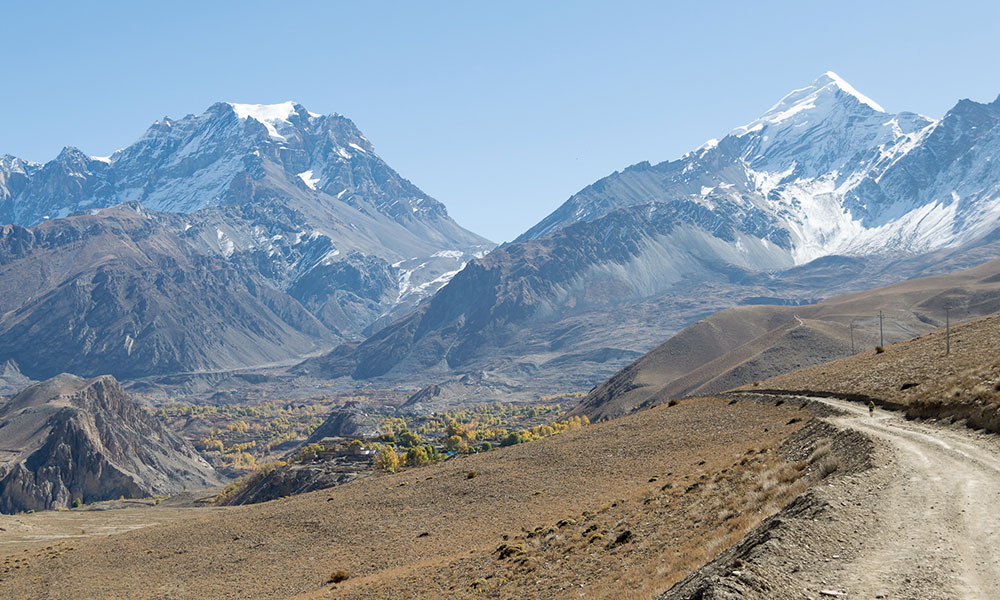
top-left (665, 393), bottom-right (1000, 600)
top-left (819, 395), bottom-right (1000, 598)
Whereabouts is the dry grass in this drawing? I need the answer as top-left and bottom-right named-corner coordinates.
top-left (0, 397), bottom-right (810, 600)
top-left (749, 312), bottom-right (1000, 431)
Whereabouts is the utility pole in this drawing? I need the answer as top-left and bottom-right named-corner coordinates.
top-left (850, 321), bottom-right (855, 355)
top-left (946, 306), bottom-right (951, 355)
top-left (879, 310), bottom-right (884, 348)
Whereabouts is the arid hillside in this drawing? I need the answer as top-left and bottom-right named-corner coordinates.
top-left (0, 397), bottom-right (824, 600)
top-left (749, 311), bottom-right (1000, 427)
top-left (569, 257), bottom-right (1000, 422)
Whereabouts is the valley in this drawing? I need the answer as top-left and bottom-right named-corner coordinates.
top-left (1, 38), bottom-right (999, 600)
top-left (0, 395), bottom-right (815, 599)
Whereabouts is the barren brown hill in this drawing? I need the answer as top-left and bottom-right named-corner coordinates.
top-left (569, 257), bottom-right (1000, 422)
top-left (0, 397), bottom-right (828, 600)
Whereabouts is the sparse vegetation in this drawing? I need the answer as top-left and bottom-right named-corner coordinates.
top-left (760, 313), bottom-right (1000, 434)
top-left (328, 569), bottom-right (351, 583)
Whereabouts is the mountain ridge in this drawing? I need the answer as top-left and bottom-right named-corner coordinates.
top-left (0, 102), bottom-right (492, 379)
top-left (307, 73), bottom-right (1000, 392)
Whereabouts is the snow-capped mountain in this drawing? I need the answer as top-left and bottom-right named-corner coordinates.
top-left (305, 73), bottom-right (1000, 391)
top-left (0, 103), bottom-right (492, 379)
top-left (3, 102), bottom-right (448, 225)
top-left (521, 72), bottom-right (1000, 263)
top-left (0, 102), bottom-right (490, 299)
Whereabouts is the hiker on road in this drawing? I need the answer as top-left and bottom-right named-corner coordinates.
top-left (869, 400), bottom-right (875, 417)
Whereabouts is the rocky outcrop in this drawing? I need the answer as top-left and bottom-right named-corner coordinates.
top-left (306, 408), bottom-right (381, 442)
top-left (0, 374), bottom-right (220, 513)
top-left (223, 458), bottom-right (372, 506)
top-left (0, 359), bottom-right (32, 396)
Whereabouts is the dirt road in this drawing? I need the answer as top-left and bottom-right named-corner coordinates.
top-left (664, 392), bottom-right (1000, 600)
top-left (816, 395), bottom-right (1000, 598)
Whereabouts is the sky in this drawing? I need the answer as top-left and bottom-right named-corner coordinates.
top-left (2, 1), bottom-right (999, 243)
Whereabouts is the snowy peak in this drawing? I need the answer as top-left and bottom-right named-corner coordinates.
top-left (0, 100), bottom-right (465, 227)
top-left (522, 76), bottom-right (998, 270)
top-left (733, 71), bottom-right (886, 137)
top-left (765, 71), bottom-right (885, 118)
top-left (789, 71), bottom-right (885, 113)
top-left (226, 101), bottom-right (323, 141)
top-left (229, 101), bottom-right (305, 122)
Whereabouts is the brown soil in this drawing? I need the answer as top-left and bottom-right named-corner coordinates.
top-left (0, 397), bottom-right (810, 600)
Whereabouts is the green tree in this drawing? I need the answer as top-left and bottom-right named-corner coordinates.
top-left (445, 419), bottom-right (467, 439)
top-left (445, 435), bottom-right (465, 452)
top-left (397, 429), bottom-right (421, 448)
top-left (404, 446), bottom-right (429, 467)
top-left (500, 432), bottom-right (525, 447)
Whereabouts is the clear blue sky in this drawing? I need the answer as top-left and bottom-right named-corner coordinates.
top-left (2, 1), bottom-right (998, 242)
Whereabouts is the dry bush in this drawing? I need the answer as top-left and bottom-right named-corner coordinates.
top-left (328, 570), bottom-right (351, 584)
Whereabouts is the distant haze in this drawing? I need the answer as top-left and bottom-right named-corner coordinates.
top-left (2, 1), bottom-right (999, 242)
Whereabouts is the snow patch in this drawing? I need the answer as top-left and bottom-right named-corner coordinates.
top-left (297, 169), bottom-right (320, 190)
top-left (216, 228), bottom-right (235, 258)
top-left (229, 101), bottom-right (300, 141)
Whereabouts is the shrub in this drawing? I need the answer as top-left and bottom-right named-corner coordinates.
top-left (71, 498), bottom-right (82, 508)
top-left (500, 432), bottom-right (525, 447)
top-left (328, 570), bottom-right (351, 583)
top-left (875, 345), bottom-right (886, 354)
top-left (667, 399), bottom-right (679, 407)
top-left (466, 470), bottom-right (477, 479)
top-left (816, 455), bottom-right (841, 478)
top-left (496, 543), bottom-right (526, 559)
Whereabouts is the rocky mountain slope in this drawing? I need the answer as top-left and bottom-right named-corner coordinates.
top-left (0, 103), bottom-right (491, 378)
top-left (0, 374), bottom-right (219, 513)
top-left (567, 256), bottom-right (1000, 421)
top-left (0, 205), bottom-right (331, 380)
top-left (302, 74), bottom-right (1000, 392)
